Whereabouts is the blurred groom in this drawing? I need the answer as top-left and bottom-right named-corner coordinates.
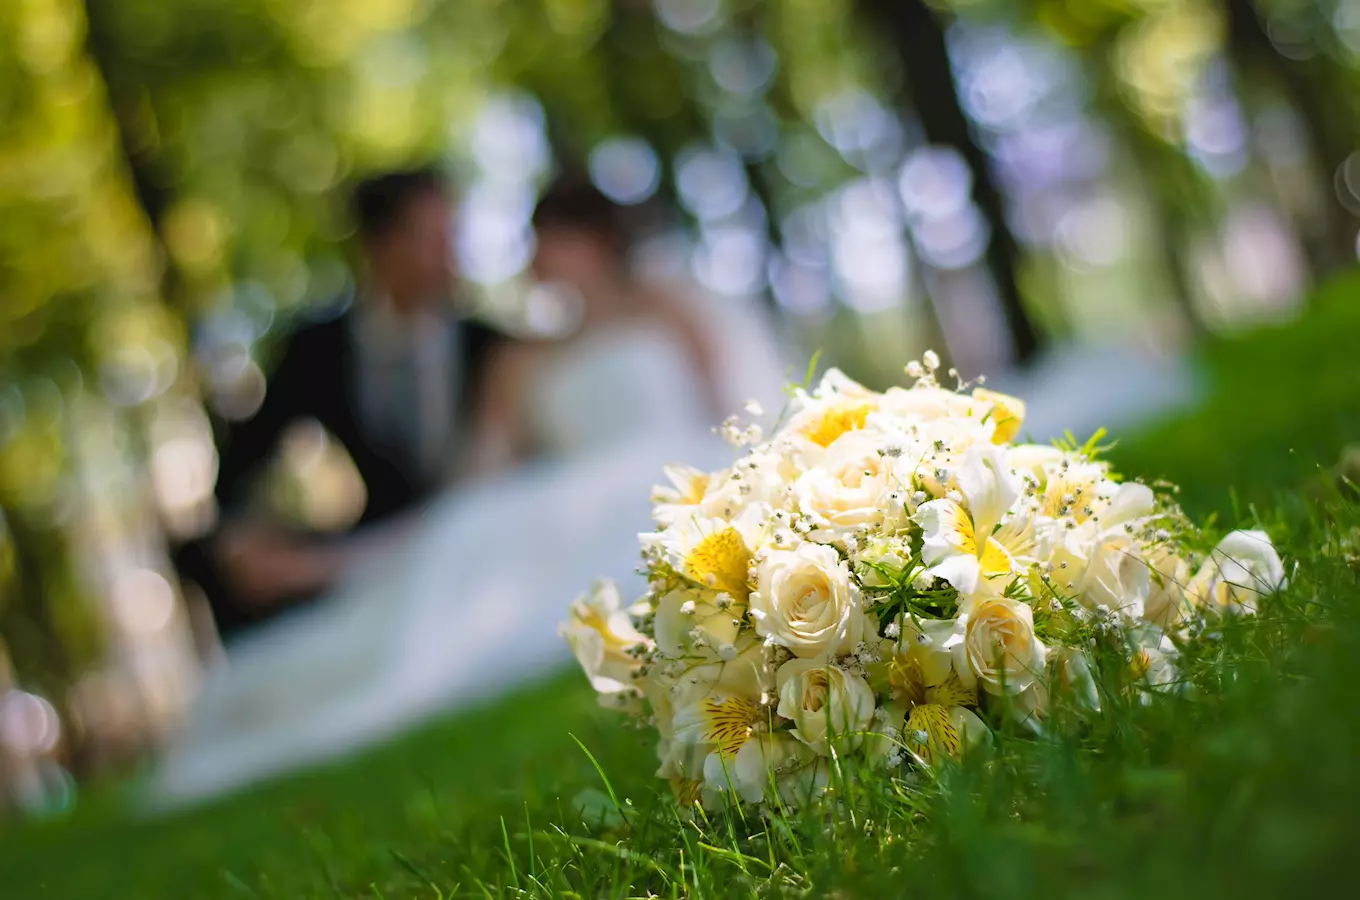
top-left (177, 168), bottom-right (504, 645)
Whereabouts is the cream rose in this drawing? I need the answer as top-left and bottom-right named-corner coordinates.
top-left (559, 580), bottom-right (652, 696)
top-left (792, 431), bottom-right (908, 537)
top-left (750, 543), bottom-right (867, 658)
top-left (775, 658), bottom-right (876, 755)
top-left (955, 597), bottom-right (1047, 695)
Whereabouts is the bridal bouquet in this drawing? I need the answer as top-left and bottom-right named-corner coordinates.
top-left (560, 355), bottom-right (1285, 811)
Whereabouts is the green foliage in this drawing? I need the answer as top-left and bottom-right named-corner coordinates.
top-left (860, 550), bottom-right (963, 624)
top-left (1052, 426), bottom-right (1116, 461)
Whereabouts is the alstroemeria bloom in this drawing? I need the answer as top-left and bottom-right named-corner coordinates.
top-left (654, 587), bottom-right (746, 661)
top-left (651, 464), bottom-right (715, 527)
top-left (559, 580), bottom-right (652, 697)
top-left (643, 504), bottom-right (769, 600)
top-left (700, 731), bottom-right (824, 807)
top-left (915, 443), bottom-right (1028, 601)
top-left (663, 687), bottom-right (763, 784)
top-left (782, 369), bottom-right (880, 457)
top-left (972, 388), bottom-right (1026, 444)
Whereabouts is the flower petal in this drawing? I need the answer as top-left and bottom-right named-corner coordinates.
top-left (955, 443), bottom-right (1020, 537)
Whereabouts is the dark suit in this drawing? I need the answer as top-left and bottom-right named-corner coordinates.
top-left (175, 305), bottom-right (503, 642)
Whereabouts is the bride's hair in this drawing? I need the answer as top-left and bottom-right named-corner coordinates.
top-left (350, 166), bottom-right (447, 241)
top-left (531, 175), bottom-right (628, 250)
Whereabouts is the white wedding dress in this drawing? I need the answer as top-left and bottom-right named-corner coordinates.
top-left (150, 306), bottom-right (788, 806)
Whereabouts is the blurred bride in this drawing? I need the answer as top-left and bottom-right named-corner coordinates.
top-left (151, 178), bottom-right (791, 803)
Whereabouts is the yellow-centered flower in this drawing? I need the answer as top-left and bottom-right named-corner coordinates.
top-left (973, 388), bottom-right (1026, 445)
top-left (802, 400), bottom-right (874, 448)
top-left (916, 443), bottom-right (1028, 599)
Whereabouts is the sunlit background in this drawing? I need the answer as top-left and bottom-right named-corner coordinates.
top-left (1, 0), bottom-right (1357, 817)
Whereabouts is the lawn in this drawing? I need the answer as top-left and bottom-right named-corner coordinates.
top-left (4, 277), bottom-right (1360, 899)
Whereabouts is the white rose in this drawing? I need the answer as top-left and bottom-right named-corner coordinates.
top-left (792, 431), bottom-right (907, 537)
top-left (559, 580), bottom-right (652, 697)
top-left (775, 658), bottom-right (876, 755)
top-left (956, 597), bottom-right (1047, 696)
top-left (1189, 529), bottom-right (1286, 615)
top-left (750, 543), bottom-right (867, 658)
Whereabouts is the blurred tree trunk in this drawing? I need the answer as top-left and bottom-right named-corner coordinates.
top-left (0, 512), bottom-right (75, 709)
top-left (1122, 128), bottom-right (1208, 338)
top-left (1085, 36), bottom-right (1207, 338)
top-left (861, 0), bottom-right (1042, 365)
top-left (1224, 0), bottom-right (1355, 273)
top-left (81, 2), bottom-right (178, 299)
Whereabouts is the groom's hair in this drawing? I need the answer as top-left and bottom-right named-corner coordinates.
top-left (532, 175), bottom-right (624, 244)
top-left (350, 167), bottom-right (448, 241)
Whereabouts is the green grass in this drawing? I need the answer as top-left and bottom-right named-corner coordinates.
top-left (1112, 272), bottom-right (1360, 517)
top-left (4, 277), bottom-right (1360, 899)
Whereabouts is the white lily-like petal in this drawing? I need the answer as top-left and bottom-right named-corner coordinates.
top-left (915, 447), bottom-right (1027, 599)
top-left (955, 442), bottom-right (1020, 538)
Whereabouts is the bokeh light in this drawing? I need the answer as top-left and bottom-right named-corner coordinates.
top-left (588, 138), bottom-right (662, 205)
